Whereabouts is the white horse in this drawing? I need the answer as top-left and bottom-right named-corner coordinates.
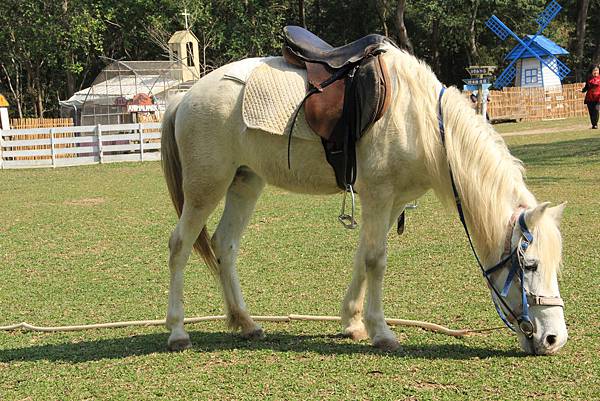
top-left (160, 44), bottom-right (568, 355)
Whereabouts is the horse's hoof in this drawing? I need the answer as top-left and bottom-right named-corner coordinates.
top-left (373, 337), bottom-right (401, 352)
top-left (342, 327), bottom-right (369, 341)
top-left (167, 338), bottom-right (192, 352)
top-left (241, 327), bottom-right (265, 340)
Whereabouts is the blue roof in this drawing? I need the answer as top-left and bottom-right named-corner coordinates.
top-left (506, 35), bottom-right (569, 60)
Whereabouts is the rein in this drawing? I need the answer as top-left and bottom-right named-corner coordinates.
top-left (436, 87), bottom-right (562, 338)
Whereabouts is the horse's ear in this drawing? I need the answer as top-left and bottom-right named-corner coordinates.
top-left (548, 202), bottom-right (567, 225)
top-left (525, 202), bottom-right (551, 228)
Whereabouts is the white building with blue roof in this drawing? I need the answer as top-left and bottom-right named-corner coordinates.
top-left (506, 35), bottom-right (569, 90)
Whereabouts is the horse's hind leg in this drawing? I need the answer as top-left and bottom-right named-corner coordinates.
top-left (166, 179), bottom-right (231, 351)
top-left (212, 167), bottom-right (265, 339)
top-left (166, 203), bottom-right (210, 350)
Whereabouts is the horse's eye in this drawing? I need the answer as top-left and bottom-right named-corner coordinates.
top-left (524, 259), bottom-right (538, 271)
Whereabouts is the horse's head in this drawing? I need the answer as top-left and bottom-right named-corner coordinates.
top-left (486, 202), bottom-right (567, 355)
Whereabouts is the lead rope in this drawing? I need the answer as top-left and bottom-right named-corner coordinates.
top-left (0, 314), bottom-right (502, 337)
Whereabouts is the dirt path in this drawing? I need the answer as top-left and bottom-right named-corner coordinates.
top-left (500, 123), bottom-right (591, 137)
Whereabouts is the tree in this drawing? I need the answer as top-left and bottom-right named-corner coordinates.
top-left (395, 0), bottom-right (413, 53)
top-left (298, 0), bottom-right (307, 28)
top-left (1, 0), bottom-right (598, 118)
top-left (466, 0), bottom-right (480, 65)
top-left (0, 0), bottom-right (104, 117)
top-left (572, 0), bottom-right (590, 80)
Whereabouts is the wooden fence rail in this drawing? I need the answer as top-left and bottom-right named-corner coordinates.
top-left (0, 122), bottom-right (161, 169)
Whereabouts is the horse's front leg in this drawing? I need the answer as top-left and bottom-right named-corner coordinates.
top-left (340, 249), bottom-right (369, 341)
top-left (341, 196), bottom-right (399, 351)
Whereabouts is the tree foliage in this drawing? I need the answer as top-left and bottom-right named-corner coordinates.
top-left (0, 0), bottom-right (598, 117)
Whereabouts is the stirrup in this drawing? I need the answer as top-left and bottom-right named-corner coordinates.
top-left (338, 184), bottom-right (357, 229)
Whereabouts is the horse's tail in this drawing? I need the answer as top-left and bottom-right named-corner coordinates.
top-left (161, 94), bottom-right (220, 275)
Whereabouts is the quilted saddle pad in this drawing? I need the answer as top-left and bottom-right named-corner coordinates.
top-left (241, 57), bottom-right (318, 141)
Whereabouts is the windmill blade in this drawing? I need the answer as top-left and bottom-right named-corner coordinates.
top-left (494, 63), bottom-right (517, 89)
top-left (485, 15), bottom-right (511, 41)
top-left (544, 56), bottom-right (571, 80)
top-left (536, 0), bottom-right (561, 30)
top-left (486, 15), bottom-right (540, 57)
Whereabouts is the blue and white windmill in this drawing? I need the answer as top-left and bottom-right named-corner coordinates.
top-left (486, 0), bottom-right (570, 90)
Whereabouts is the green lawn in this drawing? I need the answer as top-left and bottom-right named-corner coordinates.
top-left (1, 124), bottom-right (599, 400)
top-left (494, 116), bottom-right (589, 134)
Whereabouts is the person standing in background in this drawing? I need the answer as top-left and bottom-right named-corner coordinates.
top-left (582, 65), bottom-right (600, 129)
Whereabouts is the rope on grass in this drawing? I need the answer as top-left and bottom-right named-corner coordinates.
top-left (0, 314), bottom-right (503, 337)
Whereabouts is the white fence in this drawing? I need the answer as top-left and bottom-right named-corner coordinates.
top-left (0, 122), bottom-right (162, 169)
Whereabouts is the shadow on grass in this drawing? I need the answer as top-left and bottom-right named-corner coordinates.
top-left (509, 136), bottom-right (600, 168)
top-left (0, 330), bottom-right (522, 363)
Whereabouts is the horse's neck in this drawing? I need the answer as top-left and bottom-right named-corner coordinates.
top-left (439, 91), bottom-right (534, 264)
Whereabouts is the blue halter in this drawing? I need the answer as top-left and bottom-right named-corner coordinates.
top-left (437, 87), bottom-right (535, 337)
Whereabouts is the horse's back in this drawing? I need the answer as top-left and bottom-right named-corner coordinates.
top-left (169, 59), bottom-right (338, 194)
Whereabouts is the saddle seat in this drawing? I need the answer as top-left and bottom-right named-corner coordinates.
top-left (283, 25), bottom-right (389, 70)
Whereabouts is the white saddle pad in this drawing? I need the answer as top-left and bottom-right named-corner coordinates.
top-left (240, 57), bottom-right (318, 141)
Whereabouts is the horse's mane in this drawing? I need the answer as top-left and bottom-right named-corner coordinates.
top-left (384, 47), bottom-right (561, 276)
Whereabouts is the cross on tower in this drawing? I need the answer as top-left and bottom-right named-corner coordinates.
top-left (181, 8), bottom-right (191, 31)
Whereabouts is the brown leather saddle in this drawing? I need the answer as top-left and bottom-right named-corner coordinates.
top-left (282, 26), bottom-right (394, 191)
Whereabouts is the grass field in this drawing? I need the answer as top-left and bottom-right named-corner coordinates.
top-left (1, 119), bottom-right (599, 400)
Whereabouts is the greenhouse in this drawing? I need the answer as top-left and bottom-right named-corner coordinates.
top-left (60, 60), bottom-right (196, 126)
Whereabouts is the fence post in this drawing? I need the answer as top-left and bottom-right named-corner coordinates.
top-left (97, 124), bottom-right (103, 164)
top-left (50, 128), bottom-right (56, 167)
top-left (139, 123), bottom-right (144, 162)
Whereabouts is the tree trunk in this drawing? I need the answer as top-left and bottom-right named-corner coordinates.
top-left (66, 54), bottom-right (76, 99)
top-left (62, 0), bottom-right (76, 99)
top-left (467, 0), bottom-right (480, 66)
top-left (298, 0), bottom-right (306, 28)
top-left (35, 71), bottom-right (45, 118)
top-left (575, 0), bottom-right (590, 80)
top-left (1, 62), bottom-right (23, 118)
top-left (395, 0), bottom-right (413, 54)
top-left (375, 0), bottom-right (389, 37)
top-left (37, 90), bottom-right (44, 118)
top-left (15, 72), bottom-right (23, 118)
top-left (592, 41), bottom-right (600, 67)
top-left (431, 20), bottom-right (441, 76)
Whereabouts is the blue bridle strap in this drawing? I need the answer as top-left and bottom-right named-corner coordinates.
top-left (438, 87), bottom-right (447, 144)
top-left (501, 260), bottom-right (519, 297)
top-left (437, 87), bottom-right (534, 336)
top-left (492, 293), bottom-right (517, 332)
top-left (519, 213), bottom-right (534, 248)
